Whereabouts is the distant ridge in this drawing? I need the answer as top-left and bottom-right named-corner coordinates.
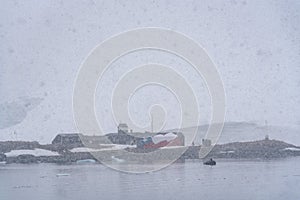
top-left (179, 121), bottom-right (300, 146)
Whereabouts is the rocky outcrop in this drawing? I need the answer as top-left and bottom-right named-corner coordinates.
top-left (206, 139), bottom-right (300, 159)
top-left (0, 153), bottom-right (6, 161)
top-left (0, 141), bottom-right (40, 153)
top-left (1, 139), bottom-right (300, 164)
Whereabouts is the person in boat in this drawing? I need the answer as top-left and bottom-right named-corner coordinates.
top-left (204, 158), bottom-right (216, 165)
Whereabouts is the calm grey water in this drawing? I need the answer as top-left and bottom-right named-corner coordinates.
top-left (1, 158), bottom-right (300, 200)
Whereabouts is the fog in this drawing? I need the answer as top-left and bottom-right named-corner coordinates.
top-left (0, 0), bottom-right (299, 143)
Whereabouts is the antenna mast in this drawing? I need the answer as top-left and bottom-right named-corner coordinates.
top-left (151, 113), bottom-right (154, 133)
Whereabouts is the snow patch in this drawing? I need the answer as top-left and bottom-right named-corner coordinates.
top-left (219, 150), bottom-right (235, 154)
top-left (283, 147), bottom-right (300, 151)
top-left (152, 132), bottom-right (177, 144)
top-left (5, 148), bottom-right (59, 157)
top-left (70, 144), bottom-right (135, 153)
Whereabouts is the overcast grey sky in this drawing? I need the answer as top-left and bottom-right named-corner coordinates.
top-left (0, 0), bottom-right (299, 143)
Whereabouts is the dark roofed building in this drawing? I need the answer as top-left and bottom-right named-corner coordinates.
top-left (118, 123), bottom-right (129, 133)
top-left (52, 133), bottom-right (83, 147)
top-left (106, 123), bottom-right (140, 145)
top-left (106, 131), bottom-right (138, 145)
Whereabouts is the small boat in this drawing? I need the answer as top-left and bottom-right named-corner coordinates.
top-left (203, 158), bottom-right (216, 166)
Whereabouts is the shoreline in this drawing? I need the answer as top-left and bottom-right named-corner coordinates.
top-left (1, 139), bottom-right (300, 164)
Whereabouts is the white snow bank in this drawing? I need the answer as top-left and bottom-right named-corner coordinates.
top-left (56, 173), bottom-right (70, 177)
top-left (70, 147), bottom-right (102, 153)
top-left (161, 146), bottom-right (186, 149)
top-left (283, 147), bottom-right (300, 151)
top-left (111, 144), bottom-right (136, 150)
top-left (70, 144), bottom-right (135, 153)
top-left (5, 149), bottom-right (59, 157)
top-left (219, 150), bottom-right (235, 154)
top-left (152, 132), bottom-right (177, 144)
